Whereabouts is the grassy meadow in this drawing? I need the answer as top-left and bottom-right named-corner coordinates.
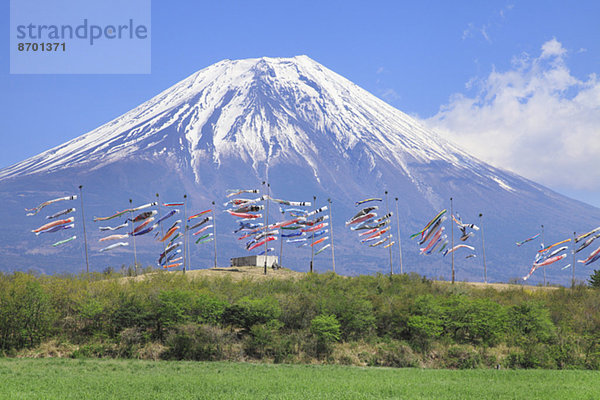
top-left (1, 358), bottom-right (599, 399)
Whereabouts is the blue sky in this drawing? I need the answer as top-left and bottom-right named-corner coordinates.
top-left (1, 1), bottom-right (599, 207)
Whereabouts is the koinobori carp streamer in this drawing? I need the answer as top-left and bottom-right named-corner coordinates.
top-left (516, 233), bottom-right (541, 247)
top-left (538, 238), bottom-right (571, 254)
top-left (32, 217), bottom-right (75, 234)
top-left (36, 223), bottom-right (74, 235)
top-left (355, 198), bottom-right (382, 206)
top-left (46, 208), bottom-right (76, 220)
top-left (128, 210), bottom-right (157, 223)
top-left (99, 242), bottom-right (129, 252)
top-left (188, 209), bottom-right (212, 221)
top-left (26, 195), bottom-right (77, 216)
top-left (52, 235), bottom-right (77, 247)
top-left (442, 244), bottom-right (475, 257)
top-left (575, 233), bottom-right (600, 254)
top-left (411, 209), bottom-right (447, 239)
top-left (315, 243), bottom-right (331, 255)
top-left (94, 202), bottom-right (157, 222)
top-left (156, 209), bottom-right (179, 225)
top-left (575, 227), bottom-right (600, 243)
top-left (99, 234), bottom-right (129, 242)
top-left (578, 245), bottom-right (600, 266)
top-left (99, 222), bottom-right (128, 231)
top-left (226, 189), bottom-right (259, 198)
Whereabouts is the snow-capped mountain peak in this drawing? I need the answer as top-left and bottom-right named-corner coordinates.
top-left (2, 56), bottom-right (473, 184)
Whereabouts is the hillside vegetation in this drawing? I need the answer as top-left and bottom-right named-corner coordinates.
top-left (1, 267), bottom-right (600, 369)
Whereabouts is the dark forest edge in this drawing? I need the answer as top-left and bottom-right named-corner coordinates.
top-left (2, 267), bottom-right (600, 369)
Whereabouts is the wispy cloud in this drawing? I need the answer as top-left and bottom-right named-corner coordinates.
top-left (462, 4), bottom-right (514, 43)
top-left (426, 39), bottom-right (600, 192)
top-left (380, 88), bottom-right (400, 102)
top-left (480, 24), bottom-right (491, 43)
top-left (462, 23), bottom-right (475, 40)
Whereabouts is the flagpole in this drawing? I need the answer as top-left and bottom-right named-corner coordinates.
top-left (328, 198), bottom-right (336, 274)
top-left (129, 198), bottom-right (138, 275)
top-left (212, 201), bottom-right (218, 269)
top-left (186, 219), bottom-right (192, 271)
top-left (156, 193), bottom-right (166, 259)
top-left (183, 194), bottom-right (187, 274)
top-left (395, 197), bottom-right (403, 274)
top-left (450, 197), bottom-right (455, 284)
top-left (78, 185), bottom-right (90, 275)
top-left (479, 213), bottom-right (487, 284)
top-left (541, 224), bottom-right (546, 286)
top-left (279, 208), bottom-right (284, 269)
top-left (385, 191), bottom-right (393, 277)
top-left (263, 182), bottom-right (270, 275)
top-left (572, 231), bottom-right (576, 289)
top-left (311, 195), bottom-right (316, 273)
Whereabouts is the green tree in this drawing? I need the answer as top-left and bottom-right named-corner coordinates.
top-left (223, 297), bottom-right (281, 331)
top-left (588, 269), bottom-right (600, 288)
top-left (0, 276), bottom-right (53, 350)
top-left (310, 314), bottom-right (341, 357)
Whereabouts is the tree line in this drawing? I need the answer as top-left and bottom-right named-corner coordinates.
top-left (1, 268), bottom-right (600, 369)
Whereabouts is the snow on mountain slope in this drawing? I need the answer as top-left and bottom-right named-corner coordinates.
top-left (1, 56), bottom-right (496, 188)
top-left (1, 56), bottom-right (599, 284)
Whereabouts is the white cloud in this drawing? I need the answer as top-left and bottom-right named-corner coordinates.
top-left (462, 23), bottom-right (474, 40)
top-left (426, 39), bottom-right (600, 192)
top-left (480, 25), bottom-right (491, 43)
top-left (541, 38), bottom-right (566, 58)
top-left (380, 88), bottom-right (400, 102)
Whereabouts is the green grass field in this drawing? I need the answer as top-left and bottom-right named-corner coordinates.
top-left (1, 359), bottom-right (599, 399)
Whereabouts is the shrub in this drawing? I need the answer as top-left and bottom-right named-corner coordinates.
top-left (163, 324), bottom-right (235, 361)
top-left (372, 341), bottom-right (419, 368)
top-left (444, 345), bottom-right (482, 369)
top-left (0, 278), bottom-right (54, 351)
top-left (507, 302), bottom-right (556, 346)
top-left (444, 297), bottom-right (506, 346)
top-left (244, 320), bottom-right (285, 359)
top-left (310, 314), bottom-right (341, 357)
top-left (223, 297), bottom-right (281, 331)
top-left (190, 293), bottom-right (226, 325)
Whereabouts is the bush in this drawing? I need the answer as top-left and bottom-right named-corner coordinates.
top-left (223, 297), bottom-right (281, 331)
top-left (244, 320), bottom-right (285, 359)
top-left (444, 345), bottom-right (482, 369)
top-left (164, 324), bottom-right (235, 361)
top-left (507, 302), bottom-right (556, 346)
top-left (310, 314), bottom-right (341, 357)
top-left (445, 297), bottom-right (507, 346)
top-left (117, 327), bottom-right (148, 358)
top-left (0, 277), bottom-right (53, 351)
top-left (372, 341), bottom-right (419, 368)
top-left (190, 294), bottom-right (227, 325)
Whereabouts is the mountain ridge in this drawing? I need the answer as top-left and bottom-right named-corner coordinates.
top-left (1, 55), bottom-right (599, 285)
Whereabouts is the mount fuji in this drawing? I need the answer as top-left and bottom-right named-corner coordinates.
top-left (1, 55), bottom-right (599, 285)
